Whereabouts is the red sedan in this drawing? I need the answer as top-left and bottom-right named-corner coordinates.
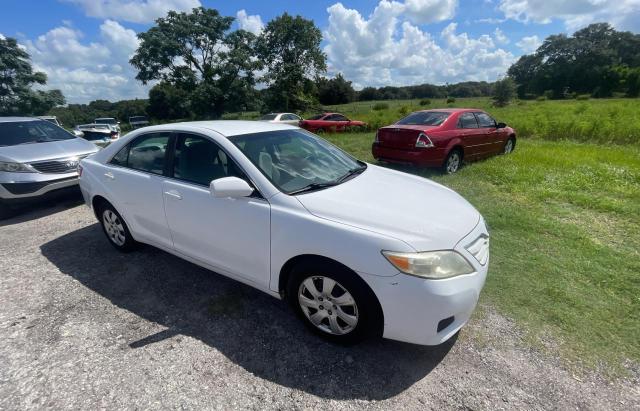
top-left (372, 109), bottom-right (516, 173)
top-left (299, 113), bottom-right (366, 132)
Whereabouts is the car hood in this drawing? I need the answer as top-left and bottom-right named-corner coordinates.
top-left (0, 138), bottom-right (98, 163)
top-left (295, 165), bottom-right (480, 251)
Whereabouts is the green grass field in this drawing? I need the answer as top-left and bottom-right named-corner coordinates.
top-left (320, 130), bottom-right (640, 374)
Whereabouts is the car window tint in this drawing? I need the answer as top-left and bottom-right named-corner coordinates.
top-left (173, 134), bottom-right (245, 186)
top-left (475, 112), bottom-right (496, 128)
top-left (333, 115), bottom-right (348, 121)
top-left (110, 145), bottom-right (129, 166)
top-left (126, 133), bottom-right (170, 175)
top-left (458, 113), bottom-right (479, 129)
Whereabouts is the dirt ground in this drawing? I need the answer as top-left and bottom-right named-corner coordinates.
top-left (1, 192), bottom-right (638, 410)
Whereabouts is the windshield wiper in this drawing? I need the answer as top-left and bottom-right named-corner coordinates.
top-left (335, 164), bottom-right (367, 184)
top-left (288, 181), bottom-right (339, 195)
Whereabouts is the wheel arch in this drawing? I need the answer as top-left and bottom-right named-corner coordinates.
top-left (91, 194), bottom-right (112, 220)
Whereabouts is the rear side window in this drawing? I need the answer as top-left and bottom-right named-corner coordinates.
top-left (475, 112), bottom-right (496, 128)
top-left (458, 113), bottom-right (479, 129)
top-left (110, 132), bottom-right (171, 175)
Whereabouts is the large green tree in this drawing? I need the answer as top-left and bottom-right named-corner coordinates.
top-left (316, 73), bottom-right (355, 105)
top-left (130, 7), bottom-right (261, 118)
top-left (0, 37), bottom-right (65, 116)
top-left (257, 13), bottom-right (326, 111)
top-left (508, 23), bottom-right (640, 98)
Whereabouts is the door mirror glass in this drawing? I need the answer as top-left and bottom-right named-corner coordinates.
top-left (210, 177), bottom-right (254, 198)
top-left (496, 122), bottom-right (507, 129)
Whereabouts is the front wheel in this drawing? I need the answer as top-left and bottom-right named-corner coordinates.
top-left (287, 260), bottom-right (381, 344)
top-left (442, 149), bottom-right (462, 174)
top-left (503, 137), bottom-right (516, 154)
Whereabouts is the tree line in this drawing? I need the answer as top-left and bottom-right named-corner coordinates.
top-left (1, 6), bottom-right (639, 123)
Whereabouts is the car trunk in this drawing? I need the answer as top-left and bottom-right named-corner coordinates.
top-left (377, 126), bottom-right (426, 149)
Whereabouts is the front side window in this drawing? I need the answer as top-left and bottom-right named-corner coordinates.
top-left (173, 134), bottom-right (246, 186)
top-left (231, 129), bottom-right (364, 195)
top-left (332, 115), bottom-right (348, 121)
top-left (475, 112), bottom-right (496, 128)
top-left (397, 111), bottom-right (450, 126)
top-left (458, 113), bottom-right (479, 129)
top-left (110, 132), bottom-right (170, 174)
top-left (0, 120), bottom-right (74, 147)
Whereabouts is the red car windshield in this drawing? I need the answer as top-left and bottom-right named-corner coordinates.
top-left (397, 112), bottom-right (450, 126)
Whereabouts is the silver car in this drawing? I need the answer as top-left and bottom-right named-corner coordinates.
top-left (259, 113), bottom-right (302, 126)
top-left (0, 117), bottom-right (98, 218)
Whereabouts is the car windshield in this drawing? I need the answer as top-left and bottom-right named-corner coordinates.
top-left (260, 114), bottom-right (278, 120)
top-left (397, 111), bottom-right (450, 126)
top-left (0, 120), bottom-right (75, 147)
top-left (230, 129), bottom-right (365, 195)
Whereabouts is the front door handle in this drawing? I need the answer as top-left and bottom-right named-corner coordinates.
top-left (104, 172), bottom-right (115, 180)
top-left (164, 190), bottom-right (182, 200)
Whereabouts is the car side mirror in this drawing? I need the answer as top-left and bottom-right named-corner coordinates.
top-left (496, 122), bottom-right (507, 129)
top-left (210, 177), bottom-right (254, 198)
top-left (73, 130), bottom-right (85, 138)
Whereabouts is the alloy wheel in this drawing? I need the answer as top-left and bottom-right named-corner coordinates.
top-left (446, 152), bottom-right (461, 173)
top-left (298, 276), bottom-right (359, 335)
top-left (504, 139), bottom-right (514, 154)
top-left (102, 209), bottom-right (126, 246)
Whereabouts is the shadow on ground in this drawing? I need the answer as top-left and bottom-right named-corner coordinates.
top-left (41, 223), bottom-right (455, 400)
top-left (1, 189), bottom-right (84, 227)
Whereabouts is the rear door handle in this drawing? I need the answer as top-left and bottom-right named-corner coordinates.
top-left (104, 172), bottom-right (115, 180)
top-left (164, 190), bottom-right (182, 200)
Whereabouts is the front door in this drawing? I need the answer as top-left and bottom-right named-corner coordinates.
top-left (161, 133), bottom-right (271, 288)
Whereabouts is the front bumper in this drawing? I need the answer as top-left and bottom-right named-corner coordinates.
top-left (362, 218), bottom-right (490, 345)
top-left (0, 171), bottom-right (80, 202)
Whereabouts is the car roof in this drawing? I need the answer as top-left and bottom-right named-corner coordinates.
top-left (418, 108), bottom-right (482, 113)
top-left (140, 120), bottom-right (299, 137)
top-left (0, 117), bottom-right (40, 123)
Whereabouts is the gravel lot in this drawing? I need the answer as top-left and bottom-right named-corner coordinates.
top-left (1, 191), bottom-right (638, 410)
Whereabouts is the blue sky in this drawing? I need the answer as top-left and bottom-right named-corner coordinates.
top-left (1, 0), bottom-right (638, 103)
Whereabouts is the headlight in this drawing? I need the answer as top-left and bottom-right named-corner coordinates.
top-left (382, 250), bottom-right (475, 279)
top-left (0, 161), bottom-right (34, 173)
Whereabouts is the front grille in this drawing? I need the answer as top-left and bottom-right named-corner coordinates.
top-left (30, 155), bottom-right (88, 174)
top-left (465, 234), bottom-right (490, 265)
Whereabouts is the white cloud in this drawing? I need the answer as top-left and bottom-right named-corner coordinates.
top-left (493, 27), bottom-right (509, 44)
top-left (498, 0), bottom-right (640, 31)
top-left (24, 21), bottom-right (149, 103)
top-left (402, 0), bottom-right (457, 24)
top-left (516, 35), bottom-right (541, 53)
top-left (324, 2), bottom-right (515, 89)
top-left (236, 10), bottom-right (264, 35)
top-left (63, 0), bottom-right (201, 24)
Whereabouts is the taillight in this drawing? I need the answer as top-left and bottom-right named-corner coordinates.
top-left (374, 130), bottom-right (380, 143)
top-left (77, 164), bottom-right (83, 177)
top-left (415, 133), bottom-right (434, 148)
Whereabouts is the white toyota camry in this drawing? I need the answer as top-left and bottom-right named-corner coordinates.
top-left (79, 121), bottom-right (489, 345)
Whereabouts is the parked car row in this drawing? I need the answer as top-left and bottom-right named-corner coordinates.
top-left (261, 112), bottom-right (367, 133)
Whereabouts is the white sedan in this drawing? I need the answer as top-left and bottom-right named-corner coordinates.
top-left (259, 113), bottom-right (302, 126)
top-left (78, 121), bottom-right (489, 345)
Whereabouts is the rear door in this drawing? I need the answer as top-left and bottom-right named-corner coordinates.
top-left (102, 132), bottom-right (174, 249)
top-left (456, 113), bottom-right (483, 159)
top-left (161, 133), bottom-right (271, 288)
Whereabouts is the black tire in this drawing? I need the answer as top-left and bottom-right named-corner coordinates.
top-left (286, 259), bottom-right (382, 345)
top-left (442, 148), bottom-right (463, 174)
top-left (503, 137), bottom-right (516, 154)
top-left (96, 202), bottom-right (138, 252)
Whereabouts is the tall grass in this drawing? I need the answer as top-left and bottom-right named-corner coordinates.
top-left (321, 98), bottom-right (640, 145)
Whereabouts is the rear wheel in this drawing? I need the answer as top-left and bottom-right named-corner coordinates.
top-left (442, 149), bottom-right (462, 174)
top-left (287, 260), bottom-right (381, 344)
top-left (98, 203), bottom-right (138, 252)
